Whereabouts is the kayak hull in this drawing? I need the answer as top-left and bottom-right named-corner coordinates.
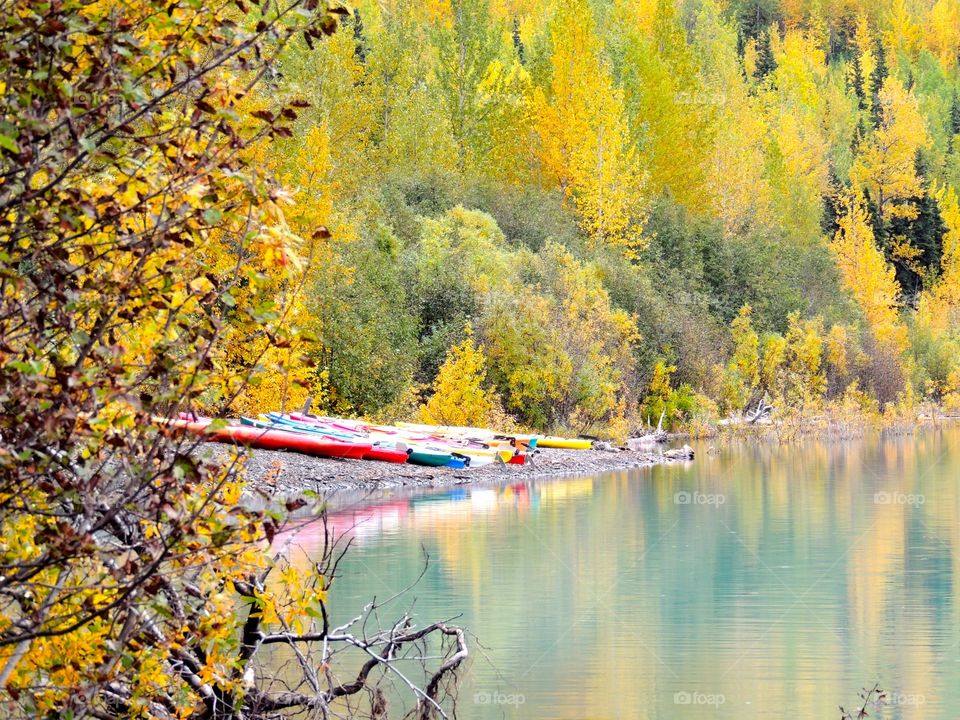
top-left (408, 449), bottom-right (453, 467)
top-left (209, 425), bottom-right (371, 459)
top-left (537, 437), bottom-right (593, 450)
top-left (363, 447), bottom-right (409, 464)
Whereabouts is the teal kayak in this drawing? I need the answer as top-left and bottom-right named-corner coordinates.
top-left (408, 448), bottom-right (452, 467)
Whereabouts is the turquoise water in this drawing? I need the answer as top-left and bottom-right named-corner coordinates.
top-left (288, 428), bottom-right (960, 718)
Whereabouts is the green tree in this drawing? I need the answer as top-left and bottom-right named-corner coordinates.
top-left (311, 227), bottom-right (419, 415)
top-left (948, 90), bottom-right (960, 153)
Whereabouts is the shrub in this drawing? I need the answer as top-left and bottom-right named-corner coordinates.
top-left (420, 328), bottom-right (507, 428)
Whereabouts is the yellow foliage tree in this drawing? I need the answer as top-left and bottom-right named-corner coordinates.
top-left (0, 2), bottom-right (475, 718)
top-left (420, 328), bottom-right (505, 427)
top-left (767, 30), bottom-right (833, 241)
top-left (832, 193), bottom-right (909, 352)
top-left (692, 1), bottom-right (773, 234)
top-left (615, 0), bottom-right (716, 214)
top-left (944, 367), bottom-right (960, 414)
top-left (825, 323), bottom-right (851, 382)
top-left (781, 314), bottom-right (827, 409)
top-left (887, 0), bottom-right (923, 58)
top-left (761, 333), bottom-right (789, 393)
top-left (720, 305), bottom-right (760, 413)
top-left (533, 2), bottom-right (645, 254)
top-left (850, 76), bottom-right (931, 222)
top-left (926, 0), bottom-right (960, 67)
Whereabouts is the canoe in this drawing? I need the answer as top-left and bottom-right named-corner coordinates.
top-left (407, 448), bottom-right (453, 467)
top-left (536, 436), bottom-right (593, 450)
top-left (208, 424), bottom-right (371, 459)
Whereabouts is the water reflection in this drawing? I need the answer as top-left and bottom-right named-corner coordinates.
top-left (280, 428), bottom-right (960, 719)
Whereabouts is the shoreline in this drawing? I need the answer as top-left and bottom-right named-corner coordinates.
top-left (222, 445), bottom-right (693, 496)
top-left (208, 416), bottom-right (960, 498)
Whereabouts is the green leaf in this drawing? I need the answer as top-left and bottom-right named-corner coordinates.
top-left (202, 208), bottom-right (223, 225)
top-left (206, 418), bottom-right (229, 433)
top-left (0, 134), bottom-right (18, 153)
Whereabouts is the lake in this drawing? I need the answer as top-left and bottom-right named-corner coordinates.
top-left (288, 427), bottom-right (960, 718)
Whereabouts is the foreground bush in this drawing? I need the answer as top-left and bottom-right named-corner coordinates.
top-left (0, 2), bottom-right (463, 717)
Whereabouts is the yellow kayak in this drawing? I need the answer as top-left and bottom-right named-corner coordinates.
top-left (454, 448), bottom-right (518, 465)
top-left (536, 436), bottom-right (593, 450)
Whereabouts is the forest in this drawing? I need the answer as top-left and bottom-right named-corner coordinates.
top-left (229, 0), bottom-right (960, 438)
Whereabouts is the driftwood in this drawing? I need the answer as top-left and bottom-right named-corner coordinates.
top-left (664, 444), bottom-right (695, 460)
top-left (745, 398), bottom-right (773, 424)
top-left (628, 411), bottom-right (668, 448)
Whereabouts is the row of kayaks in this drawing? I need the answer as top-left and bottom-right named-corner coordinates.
top-left (169, 413), bottom-right (593, 468)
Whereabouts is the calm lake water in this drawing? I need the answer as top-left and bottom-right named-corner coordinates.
top-left (284, 427), bottom-right (960, 718)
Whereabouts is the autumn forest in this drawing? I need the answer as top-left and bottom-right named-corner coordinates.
top-left (235, 0), bottom-right (960, 437)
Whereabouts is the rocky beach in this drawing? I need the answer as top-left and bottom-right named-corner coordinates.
top-left (217, 443), bottom-right (696, 495)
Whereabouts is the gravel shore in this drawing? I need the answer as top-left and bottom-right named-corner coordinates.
top-left (211, 443), bottom-right (692, 496)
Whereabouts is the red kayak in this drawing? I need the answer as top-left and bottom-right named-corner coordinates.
top-left (213, 425), bottom-right (371, 459)
top-left (363, 446), bottom-right (410, 464)
top-left (174, 421), bottom-right (372, 460)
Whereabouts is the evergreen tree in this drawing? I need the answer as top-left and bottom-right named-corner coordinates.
top-left (754, 29), bottom-right (777, 80)
top-left (952, 91), bottom-right (960, 135)
top-left (820, 166), bottom-right (844, 237)
top-left (736, 0), bottom-right (781, 42)
top-left (869, 37), bottom-right (888, 126)
top-left (512, 17), bottom-right (525, 63)
top-left (352, 8), bottom-right (368, 64)
top-left (887, 150), bottom-right (947, 297)
top-left (851, 116), bottom-right (868, 154)
top-left (849, 50), bottom-right (866, 111)
top-left (949, 91), bottom-right (960, 154)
